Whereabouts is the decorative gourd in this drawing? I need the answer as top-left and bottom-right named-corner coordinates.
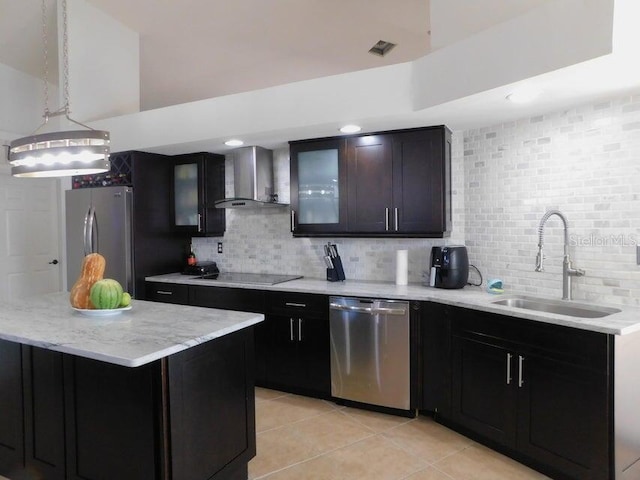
top-left (69, 253), bottom-right (106, 309)
top-left (89, 279), bottom-right (124, 309)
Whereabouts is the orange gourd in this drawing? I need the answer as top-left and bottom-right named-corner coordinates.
top-left (69, 253), bottom-right (106, 309)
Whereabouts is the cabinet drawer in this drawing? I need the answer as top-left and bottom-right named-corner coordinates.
top-left (189, 286), bottom-right (265, 313)
top-left (451, 306), bottom-right (610, 372)
top-left (145, 282), bottom-right (189, 305)
top-left (266, 291), bottom-right (328, 317)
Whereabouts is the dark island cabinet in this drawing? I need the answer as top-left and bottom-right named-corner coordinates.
top-left (290, 125), bottom-right (451, 237)
top-left (448, 307), bottom-right (611, 480)
top-left (0, 339), bottom-right (24, 477)
top-left (171, 152), bottom-right (226, 237)
top-left (260, 292), bottom-right (330, 398)
top-left (0, 328), bottom-right (255, 480)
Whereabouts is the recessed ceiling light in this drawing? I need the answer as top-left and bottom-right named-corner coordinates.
top-left (506, 87), bottom-right (542, 104)
top-left (225, 139), bottom-right (244, 147)
top-left (339, 125), bottom-right (362, 134)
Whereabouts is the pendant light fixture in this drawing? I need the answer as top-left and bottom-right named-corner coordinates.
top-left (9, 0), bottom-right (110, 178)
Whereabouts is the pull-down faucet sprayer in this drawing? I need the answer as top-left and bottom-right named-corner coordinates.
top-left (535, 210), bottom-right (585, 300)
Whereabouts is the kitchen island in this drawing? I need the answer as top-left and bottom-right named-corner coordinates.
top-left (0, 292), bottom-right (263, 480)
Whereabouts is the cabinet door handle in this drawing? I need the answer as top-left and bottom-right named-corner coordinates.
top-left (285, 302), bottom-right (306, 308)
top-left (156, 290), bottom-right (173, 295)
top-left (518, 355), bottom-right (525, 387)
top-left (197, 213), bottom-right (202, 232)
top-left (385, 207), bottom-right (390, 231)
top-left (290, 210), bottom-right (296, 232)
top-left (394, 208), bottom-right (399, 231)
top-left (298, 318), bottom-right (303, 341)
top-left (290, 318), bottom-right (295, 342)
top-left (506, 353), bottom-right (512, 385)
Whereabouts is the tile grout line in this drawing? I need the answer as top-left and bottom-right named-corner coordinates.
top-left (251, 432), bottom-right (378, 480)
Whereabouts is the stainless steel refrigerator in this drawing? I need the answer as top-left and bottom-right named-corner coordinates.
top-left (65, 186), bottom-right (134, 294)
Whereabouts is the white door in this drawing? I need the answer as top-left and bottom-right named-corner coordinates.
top-left (0, 166), bottom-right (62, 301)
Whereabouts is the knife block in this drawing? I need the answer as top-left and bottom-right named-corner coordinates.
top-left (326, 255), bottom-right (346, 282)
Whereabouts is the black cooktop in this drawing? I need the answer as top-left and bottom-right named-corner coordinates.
top-left (198, 272), bottom-right (303, 286)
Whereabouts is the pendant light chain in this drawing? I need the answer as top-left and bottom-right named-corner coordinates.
top-left (61, 0), bottom-right (71, 115)
top-left (41, 0), bottom-right (50, 118)
top-left (40, 0), bottom-right (71, 120)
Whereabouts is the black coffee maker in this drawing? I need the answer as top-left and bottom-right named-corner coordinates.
top-left (429, 246), bottom-right (469, 289)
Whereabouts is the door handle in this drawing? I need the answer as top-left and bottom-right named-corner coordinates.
top-left (82, 207), bottom-right (91, 256)
top-left (329, 303), bottom-right (406, 315)
top-left (394, 207), bottom-right (399, 231)
top-left (289, 318), bottom-right (294, 342)
top-left (88, 207), bottom-right (97, 253)
top-left (285, 302), bottom-right (306, 308)
top-left (518, 355), bottom-right (525, 387)
top-left (298, 318), bottom-right (303, 341)
top-left (290, 209), bottom-right (296, 232)
top-left (197, 213), bottom-right (202, 232)
top-left (506, 353), bottom-right (513, 385)
top-left (385, 207), bottom-right (390, 231)
top-left (49, 259), bottom-right (59, 265)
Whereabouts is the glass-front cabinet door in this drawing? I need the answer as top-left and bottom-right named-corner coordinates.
top-left (171, 153), bottom-right (226, 236)
top-left (290, 139), bottom-right (347, 235)
top-left (174, 162), bottom-right (200, 229)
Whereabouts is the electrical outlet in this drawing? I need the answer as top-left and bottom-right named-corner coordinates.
top-left (217, 242), bottom-right (223, 254)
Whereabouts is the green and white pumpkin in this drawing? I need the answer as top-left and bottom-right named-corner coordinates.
top-left (89, 279), bottom-right (124, 309)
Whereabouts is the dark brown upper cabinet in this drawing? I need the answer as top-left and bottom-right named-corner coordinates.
top-left (171, 152), bottom-right (226, 236)
top-left (289, 138), bottom-right (348, 234)
top-left (289, 125), bottom-right (451, 237)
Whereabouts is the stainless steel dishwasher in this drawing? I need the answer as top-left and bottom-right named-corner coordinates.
top-left (329, 296), bottom-right (410, 410)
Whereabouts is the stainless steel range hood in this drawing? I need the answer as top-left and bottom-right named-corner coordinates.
top-left (214, 146), bottom-right (288, 208)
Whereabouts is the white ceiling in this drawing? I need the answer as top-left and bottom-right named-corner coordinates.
top-left (0, 0), bottom-right (551, 111)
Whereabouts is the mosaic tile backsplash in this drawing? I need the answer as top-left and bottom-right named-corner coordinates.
top-left (193, 90), bottom-right (640, 306)
top-left (465, 92), bottom-right (640, 306)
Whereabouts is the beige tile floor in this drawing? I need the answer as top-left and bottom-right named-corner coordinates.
top-left (249, 388), bottom-right (551, 480)
top-left (0, 388), bottom-right (551, 480)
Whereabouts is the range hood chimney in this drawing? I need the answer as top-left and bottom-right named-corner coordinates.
top-left (214, 146), bottom-right (288, 208)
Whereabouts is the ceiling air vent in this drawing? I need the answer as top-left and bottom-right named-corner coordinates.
top-left (368, 40), bottom-right (396, 57)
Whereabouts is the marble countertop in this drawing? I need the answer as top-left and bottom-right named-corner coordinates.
top-left (147, 273), bottom-right (640, 336)
top-left (0, 292), bottom-right (264, 367)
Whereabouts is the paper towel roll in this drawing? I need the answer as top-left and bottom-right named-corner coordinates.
top-left (396, 250), bottom-right (408, 285)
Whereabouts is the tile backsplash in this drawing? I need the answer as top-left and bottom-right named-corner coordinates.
top-left (194, 90), bottom-right (640, 306)
top-left (464, 92), bottom-right (640, 306)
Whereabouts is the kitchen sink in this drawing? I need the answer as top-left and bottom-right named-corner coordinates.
top-left (491, 295), bottom-right (621, 318)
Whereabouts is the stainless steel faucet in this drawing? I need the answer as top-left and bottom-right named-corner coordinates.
top-left (535, 210), bottom-right (585, 300)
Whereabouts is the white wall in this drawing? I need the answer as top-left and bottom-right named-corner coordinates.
top-left (0, 62), bottom-right (48, 137)
top-left (413, 0), bottom-right (615, 110)
top-left (63, 0), bottom-right (139, 122)
top-left (464, 90), bottom-right (640, 306)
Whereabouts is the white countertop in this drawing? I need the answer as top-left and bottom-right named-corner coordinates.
top-left (147, 273), bottom-right (640, 336)
top-left (0, 292), bottom-right (264, 367)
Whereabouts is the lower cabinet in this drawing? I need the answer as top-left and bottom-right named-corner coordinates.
top-left (147, 282), bottom-right (332, 400)
top-left (0, 329), bottom-right (255, 480)
top-left (0, 339), bottom-right (24, 477)
top-left (448, 306), bottom-right (611, 480)
top-left (259, 292), bottom-right (330, 398)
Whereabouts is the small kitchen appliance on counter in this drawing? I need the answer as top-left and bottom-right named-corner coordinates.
top-left (182, 261), bottom-right (219, 276)
top-left (428, 246), bottom-right (469, 289)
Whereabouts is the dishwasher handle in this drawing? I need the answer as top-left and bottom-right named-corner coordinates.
top-left (329, 303), bottom-right (407, 316)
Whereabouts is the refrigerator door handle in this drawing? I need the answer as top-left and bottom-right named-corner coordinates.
top-left (83, 207), bottom-right (92, 256)
top-left (88, 207), bottom-right (98, 253)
